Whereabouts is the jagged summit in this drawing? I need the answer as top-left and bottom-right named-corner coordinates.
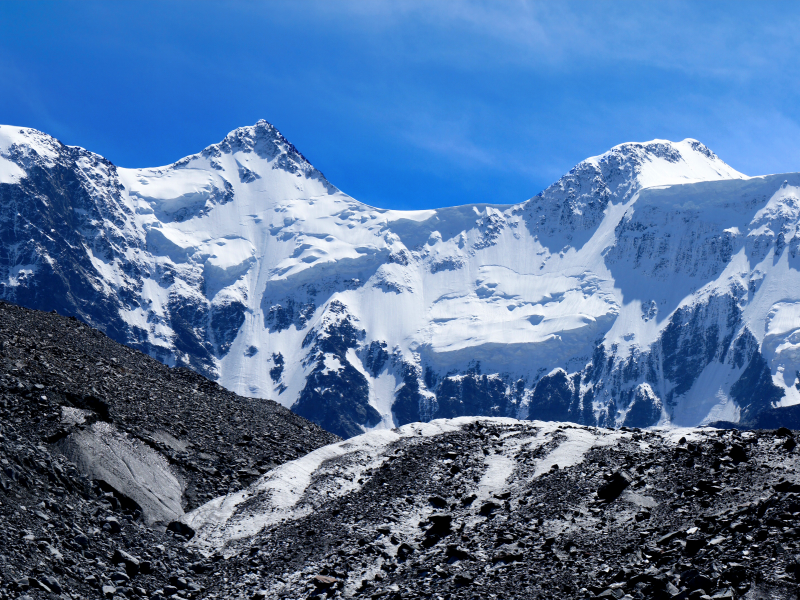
top-left (586, 137), bottom-right (744, 185)
top-left (0, 125), bottom-right (72, 183)
top-left (0, 122), bottom-right (798, 439)
top-left (595, 137), bottom-right (722, 163)
top-left (572, 137), bottom-right (744, 193)
top-left (186, 120), bottom-right (325, 179)
top-left (519, 137), bottom-right (745, 248)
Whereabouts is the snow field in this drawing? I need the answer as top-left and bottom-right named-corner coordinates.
top-left (6, 119), bottom-right (800, 433)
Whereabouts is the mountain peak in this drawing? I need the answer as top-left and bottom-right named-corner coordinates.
top-left (585, 137), bottom-right (745, 189)
top-left (163, 119), bottom-right (336, 191)
top-left (522, 137), bottom-right (747, 244)
top-left (2, 120), bottom-right (797, 441)
top-left (218, 120), bottom-right (308, 161)
top-left (135, 119), bottom-right (337, 197)
top-left (0, 124), bottom-right (65, 183)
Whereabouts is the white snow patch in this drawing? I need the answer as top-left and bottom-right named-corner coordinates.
top-left (119, 167), bottom-right (227, 217)
top-left (187, 418), bottom-right (635, 557)
top-left (185, 418), bottom-right (470, 554)
top-left (322, 354), bottom-right (342, 374)
top-left (61, 406), bottom-right (90, 426)
top-left (474, 452), bottom-right (517, 503)
top-left (346, 347), bottom-right (398, 429)
top-left (0, 156), bottom-right (26, 184)
top-left (145, 227), bottom-right (200, 262)
top-left (202, 237), bottom-right (256, 295)
top-left (533, 425), bottom-right (624, 477)
top-left (6, 264), bottom-right (38, 287)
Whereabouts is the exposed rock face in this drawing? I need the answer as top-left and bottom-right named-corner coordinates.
top-left (3, 122), bottom-right (800, 437)
top-left (57, 421), bottom-right (185, 525)
top-left (621, 384), bottom-right (663, 428)
top-left (293, 300), bottom-right (380, 438)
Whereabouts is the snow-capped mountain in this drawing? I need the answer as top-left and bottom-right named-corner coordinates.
top-left (1, 120), bottom-right (798, 437)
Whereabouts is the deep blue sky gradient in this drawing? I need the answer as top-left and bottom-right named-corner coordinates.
top-left (1, 1), bottom-right (799, 209)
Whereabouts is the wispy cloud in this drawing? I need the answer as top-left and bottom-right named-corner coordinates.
top-left (280, 0), bottom-right (800, 80)
top-left (239, 1), bottom-right (800, 175)
top-left (2, 0), bottom-right (798, 208)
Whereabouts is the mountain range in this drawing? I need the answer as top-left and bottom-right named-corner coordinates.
top-left (1, 121), bottom-right (799, 437)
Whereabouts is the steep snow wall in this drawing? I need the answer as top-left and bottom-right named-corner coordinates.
top-left (0, 121), bottom-right (797, 436)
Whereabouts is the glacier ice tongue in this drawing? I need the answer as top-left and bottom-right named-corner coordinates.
top-left (185, 417), bottom-right (631, 556)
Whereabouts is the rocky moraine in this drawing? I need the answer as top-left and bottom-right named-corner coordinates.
top-left (1, 302), bottom-right (800, 599)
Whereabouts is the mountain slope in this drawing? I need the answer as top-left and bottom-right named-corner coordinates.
top-left (0, 300), bottom-right (337, 514)
top-left (183, 417), bottom-right (800, 600)
top-left (0, 300), bottom-right (337, 599)
top-left (2, 303), bottom-right (798, 600)
top-left (1, 122), bottom-right (798, 437)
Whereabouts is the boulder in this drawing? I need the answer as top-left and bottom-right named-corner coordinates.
top-left (597, 471), bottom-right (632, 501)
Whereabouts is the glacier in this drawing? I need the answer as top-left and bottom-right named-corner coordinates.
top-left (183, 417), bottom-right (629, 558)
top-left (0, 120), bottom-right (798, 437)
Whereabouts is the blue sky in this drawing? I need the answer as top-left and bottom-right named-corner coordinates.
top-left (1, 1), bottom-right (799, 210)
